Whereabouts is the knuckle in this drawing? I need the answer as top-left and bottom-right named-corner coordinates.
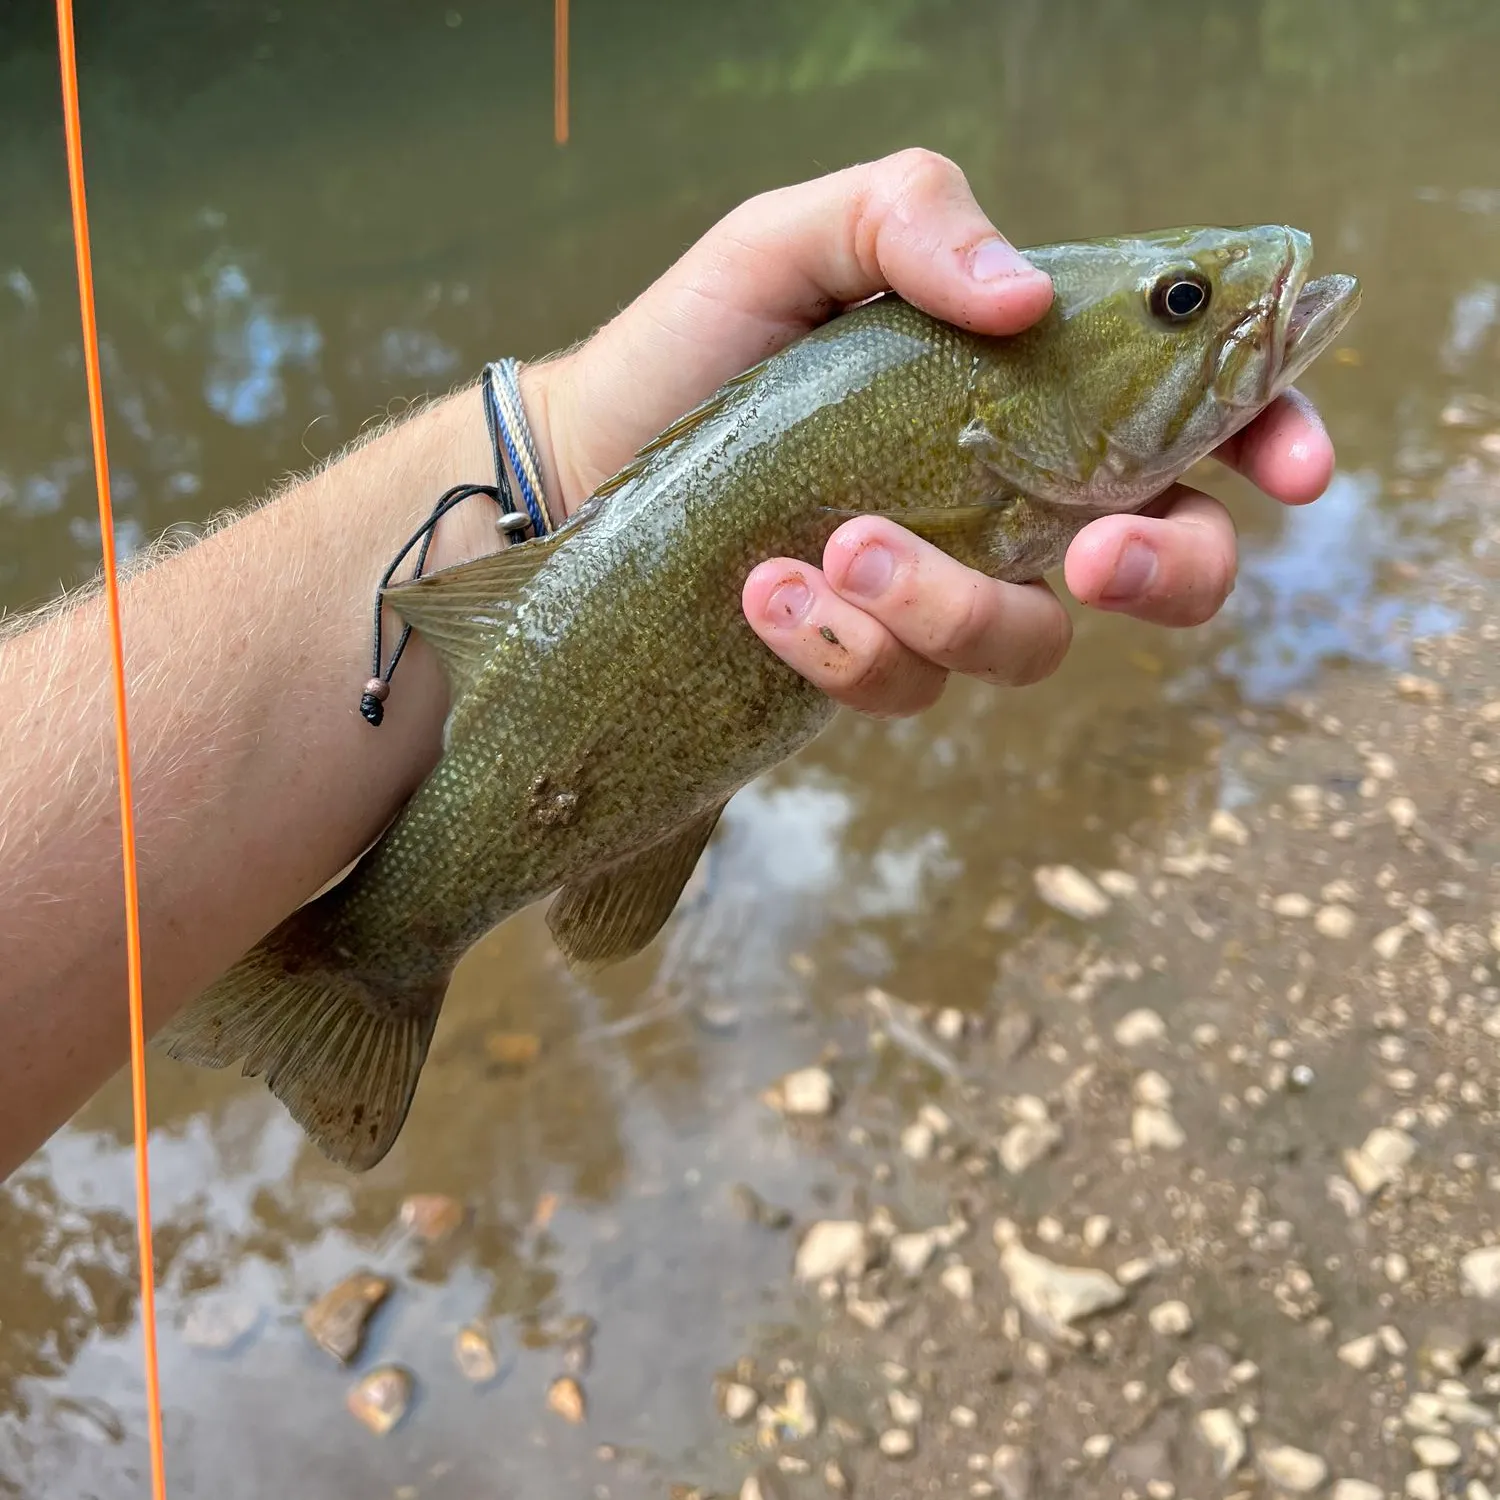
top-left (836, 638), bottom-right (937, 717)
top-left (837, 636), bottom-right (905, 708)
top-left (886, 147), bottom-right (963, 200)
top-left (928, 581), bottom-right (990, 662)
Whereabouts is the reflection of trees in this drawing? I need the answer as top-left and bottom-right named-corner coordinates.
top-left (0, 1173), bottom-right (137, 1413)
top-left (4, 0), bottom-right (1498, 613)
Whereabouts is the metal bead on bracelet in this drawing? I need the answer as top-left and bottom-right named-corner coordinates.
top-left (358, 360), bottom-right (553, 727)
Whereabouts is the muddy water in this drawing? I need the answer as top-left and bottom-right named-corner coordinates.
top-left (2, 1), bottom-right (1499, 1494)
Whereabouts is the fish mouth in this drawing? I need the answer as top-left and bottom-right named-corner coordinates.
top-left (1267, 229), bottom-right (1361, 399)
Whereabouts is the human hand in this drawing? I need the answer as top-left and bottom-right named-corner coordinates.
top-left (526, 149), bottom-right (1336, 718)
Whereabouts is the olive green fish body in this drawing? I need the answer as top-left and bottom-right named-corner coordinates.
top-left (305, 302), bottom-right (1004, 960)
top-left (157, 225), bottom-right (1360, 1170)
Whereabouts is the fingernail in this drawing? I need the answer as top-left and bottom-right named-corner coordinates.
top-left (843, 543), bottom-right (895, 600)
top-left (765, 576), bottom-right (812, 627)
top-left (970, 236), bottom-right (1040, 282)
top-left (1100, 539), bottom-right (1158, 604)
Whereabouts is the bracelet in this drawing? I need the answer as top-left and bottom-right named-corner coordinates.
top-left (358, 362), bottom-right (553, 727)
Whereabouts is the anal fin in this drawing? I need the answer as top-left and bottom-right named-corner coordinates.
top-left (546, 801), bottom-right (727, 972)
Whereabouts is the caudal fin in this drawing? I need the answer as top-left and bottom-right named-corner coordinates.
top-left (155, 909), bottom-right (450, 1172)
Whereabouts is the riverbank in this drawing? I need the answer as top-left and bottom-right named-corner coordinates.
top-left (708, 504), bottom-right (1500, 1500)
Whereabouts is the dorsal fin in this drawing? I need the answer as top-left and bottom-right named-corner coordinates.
top-left (382, 537), bottom-right (560, 696)
top-left (591, 362), bottom-right (763, 502)
top-left (386, 360), bottom-right (764, 695)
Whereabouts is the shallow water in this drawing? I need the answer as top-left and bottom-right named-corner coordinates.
top-left (1, 1), bottom-right (1499, 1494)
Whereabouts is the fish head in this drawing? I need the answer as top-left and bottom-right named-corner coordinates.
top-left (970, 224), bottom-right (1361, 512)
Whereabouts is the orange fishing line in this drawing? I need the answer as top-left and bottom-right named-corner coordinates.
top-left (52, 2), bottom-right (168, 1496)
top-left (554, 0), bottom-right (569, 144)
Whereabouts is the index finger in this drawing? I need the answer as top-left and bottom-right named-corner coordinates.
top-left (1212, 388), bottom-right (1335, 506)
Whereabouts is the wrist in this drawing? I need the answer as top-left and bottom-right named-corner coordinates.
top-left (418, 356), bottom-right (576, 577)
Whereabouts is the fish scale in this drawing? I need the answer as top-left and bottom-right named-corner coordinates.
top-left (156, 224), bottom-right (1359, 1171)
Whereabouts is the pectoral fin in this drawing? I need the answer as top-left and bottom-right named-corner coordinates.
top-left (547, 801), bottom-right (728, 971)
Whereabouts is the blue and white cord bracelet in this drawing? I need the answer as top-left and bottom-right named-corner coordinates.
top-left (359, 360), bottom-right (553, 727)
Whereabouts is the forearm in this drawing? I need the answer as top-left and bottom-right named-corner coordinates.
top-left (0, 367), bottom-right (562, 1169)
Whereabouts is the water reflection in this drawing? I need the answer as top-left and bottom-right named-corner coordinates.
top-left (1, 0), bottom-right (1499, 1493)
top-left (197, 260), bottom-right (325, 427)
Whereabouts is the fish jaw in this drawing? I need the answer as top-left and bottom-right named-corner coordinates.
top-left (1257, 226), bottom-right (1361, 402)
top-left (1210, 226), bottom-right (1360, 425)
top-left (1273, 271), bottom-right (1362, 396)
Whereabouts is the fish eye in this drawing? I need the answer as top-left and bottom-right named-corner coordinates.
top-left (1149, 270), bottom-right (1212, 324)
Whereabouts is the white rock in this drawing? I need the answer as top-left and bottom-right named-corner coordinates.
top-left (780, 1377), bottom-right (819, 1437)
top-left (888, 1388), bottom-right (923, 1426)
top-left (1407, 1471), bottom-right (1442, 1500)
top-left (934, 1007), bottom-right (966, 1042)
top-left (1315, 904), bottom-right (1357, 939)
top-left (1132, 1105), bottom-right (1186, 1152)
top-left (181, 1294), bottom-right (261, 1352)
top-left (999, 1120), bottom-right (1062, 1175)
top-left (901, 1120), bottom-right (935, 1160)
top-left (1373, 924), bottom-right (1409, 960)
top-left (1258, 1442), bottom-right (1328, 1493)
top-left (722, 1382), bottom-right (758, 1423)
top-left (1433, 1389), bottom-right (1492, 1427)
top-left (1195, 1408), bottom-right (1247, 1478)
top-left (771, 1066), bottom-right (836, 1117)
top-left (1337, 1334), bottom-right (1379, 1371)
top-left (1134, 1070), bottom-right (1174, 1105)
top-left (1388, 796), bottom-right (1419, 830)
top-left (891, 1231), bottom-right (940, 1278)
top-left (1461, 1246), bottom-right (1500, 1300)
top-left (1033, 865), bottom-right (1111, 920)
top-left (1272, 892), bottom-right (1315, 918)
top-left (983, 894), bottom-right (1019, 931)
top-left (1116, 1256), bottom-right (1158, 1287)
top-left (1412, 1436), bottom-right (1461, 1468)
top-left (1210, 808), bottom-right (1251, 845)
top-left (991, 1444), bottom-right (1034, 1500)
top-left (1402, 1393), bottom-right (1450, 1434)
top-left (940, 1263), bottom-right (975, 1302)
top-left (1098, 869), bottom-right (1139, 898)
top-left (1082, 1215), bottom-right (1113, 1249)
top-left (1149, 1300), bottom-right (1194, 1337)
top-left (1332, 1482), bottom-right (1383, 1500)
top-left (1114, 1009), bottom-right (1166, 1047)
top-left (878, 1427), bottom-right (914, 1459)
top-left (1344, 1127), bottom-right (1417, 1196)
top-left (847, 1295), bottom-right (892, 1329)
top-left (794, 1221), bottom-right (870, 1282)
top-left (1000, 1242), bottom-right (1127, 1338)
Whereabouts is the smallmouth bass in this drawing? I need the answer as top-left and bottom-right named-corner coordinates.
top-left (158, 224), bottom-right (1360, 1169)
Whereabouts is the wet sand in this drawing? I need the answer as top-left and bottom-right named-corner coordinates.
top-left (695, 485), bottom-right (1500, 1500)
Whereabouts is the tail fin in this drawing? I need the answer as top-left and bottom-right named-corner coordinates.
top-left (155, 908), bottom-right (450, 1173)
